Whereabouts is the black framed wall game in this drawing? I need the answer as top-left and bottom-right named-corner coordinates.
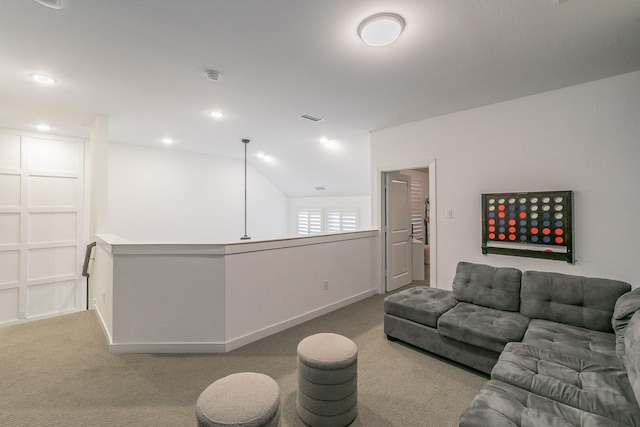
top-left (481, 190), bottom-right (574, 263)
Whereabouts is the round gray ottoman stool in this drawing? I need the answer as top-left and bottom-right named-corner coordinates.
top-left (196, 372), bottom-right (280, 427)
top-left (296, 333), bottom-right (358, 426)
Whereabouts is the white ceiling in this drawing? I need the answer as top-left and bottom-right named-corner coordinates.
top-left (1, 0), bottom-right (639, 196)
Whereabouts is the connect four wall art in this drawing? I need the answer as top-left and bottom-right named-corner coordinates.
top-left (481, 191), bottom-right (574, 263)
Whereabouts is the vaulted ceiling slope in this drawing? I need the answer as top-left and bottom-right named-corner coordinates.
top-left (1, 1), bottom-right (639, 196)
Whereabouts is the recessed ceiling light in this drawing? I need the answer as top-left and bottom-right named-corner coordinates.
top-left (319, 137), bottom-right (329, 143)
top-left (30, 73), bottom-right (57, 85)
top-left (161, 137), bottom-right (173, 145)
top-left (358, 13), bottom-right (405, 47)
top-left (321, 139), bottom-right (340, 151)
top-left (210, 111), bottom-right (224, 119)
top-left (36, 123), bottom-right (51, 131)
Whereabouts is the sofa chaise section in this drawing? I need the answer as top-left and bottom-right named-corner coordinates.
top-left (384, 262), bottom-right (527, 374)
top-left (384, 286), bottom-right (503, 374)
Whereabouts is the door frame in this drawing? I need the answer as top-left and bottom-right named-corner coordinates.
top-left (379, 159), bottom-right (437, 293)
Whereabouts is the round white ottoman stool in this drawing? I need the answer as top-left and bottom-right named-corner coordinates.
top-left (296, 333), bottom-right (358, 426)
top-left (196, 372), bottom-right (280, 427)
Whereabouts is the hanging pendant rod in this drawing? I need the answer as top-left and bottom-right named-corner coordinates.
top-left (240, 139), bottom-right (251, 240)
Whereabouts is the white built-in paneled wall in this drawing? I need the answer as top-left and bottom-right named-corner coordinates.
top-left (0, 129), bottom-right (85, 325)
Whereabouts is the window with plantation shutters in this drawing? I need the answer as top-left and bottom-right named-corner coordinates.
top-left (326, 208), bottom-right (358, 233)
top-left (297, 208), bottom-right (359, 235)
top-left (297, 208), bottom-right (323, 235)
top-left (410, 179), bottom-right (424, 241)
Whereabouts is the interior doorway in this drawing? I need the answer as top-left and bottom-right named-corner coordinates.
top-left (382, 161), bottom-right (436, 292)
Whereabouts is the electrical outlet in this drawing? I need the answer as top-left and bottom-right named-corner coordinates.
top-left (323, 279), bottom-right (329, 290)
top-left (446, 208), bottom-right (453, 219)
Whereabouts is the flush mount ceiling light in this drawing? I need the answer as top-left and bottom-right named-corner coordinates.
top-left (210, 111), bottom-right (224, 119)
top-left (161, 137), bottom-right (173, 145)
top-left (358, 13), bottom-right (405, 47)
top-left (30, 73), bottom-right (57, 85)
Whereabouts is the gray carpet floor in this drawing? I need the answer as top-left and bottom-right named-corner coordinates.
top-left (0, 287), bottom-right (487, 426)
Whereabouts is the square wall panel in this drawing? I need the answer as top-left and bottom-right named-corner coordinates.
top-left (0, 287), bottom-right (19, 324)
top-left (28, 176), bottom-right (77, 207)
top-left (26, 137), bottom-right (79, 174)
top-left (29, 212), bottom-right (76, 244)
top-left (0, 251), bottom-right (20, 284)
top-left (0, 133), bottom-right (21, 170)
top-left (28, 246), bottom-right (76, 280)
top-left (0, 214), bottom-right (20, 245)
top-left (0, 174), bottom-right (20, 207)
top-left (28, 280), bottom-right (76, 317)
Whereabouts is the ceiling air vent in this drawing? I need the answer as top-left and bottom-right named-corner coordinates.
top-left (314, 186), bottom-right (326, 191)
top-left (299, 113), bottom-right (324, 122)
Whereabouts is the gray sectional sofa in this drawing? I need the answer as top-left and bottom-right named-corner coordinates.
top-left (383, 261), bottom-right (640, 426)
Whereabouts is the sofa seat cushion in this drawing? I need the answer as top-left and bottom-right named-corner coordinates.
top-left (520, 271), bottom-right (631, 333)
top-left (452, 262), bottom-right (522, 312)
top-left (383, 286), bottom-right (458, 328)
top-left (492, 342), bottom-right (640, 426)
top-left (459, 379), bottom-right (629, 427)
top-left (523, 319), bottom-right (620, 367)
top-left (438, 303), bottom-right (530, 353)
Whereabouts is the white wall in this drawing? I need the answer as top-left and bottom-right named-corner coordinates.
top-left (288, 196), bottom-right (372, 236)
top-left (225, 233), bottom-right (376, 346)
top-left (108, 143), bottom-right (288, 242)
top-left (372, 71), bottom-right (640, 289)
top-left (92, 232), bottom-right (377, 352)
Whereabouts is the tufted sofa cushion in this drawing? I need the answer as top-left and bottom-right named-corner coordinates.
top-left (492, 342), bottom-right (640, 426)
top-left (438, 303), bottom-right (530, 353)
top-left (523, 319), bottom-right (620, 366)
top-left (383, 286), bottom-right (458, 328)
top-left (452, 262), bottom-right (523, 312)
top-left (459, 379), bottom-right (628, 427)
top-left (520, 271), bottom-right (631, 333)
top-left (612, 287), bottom-right (640, 362)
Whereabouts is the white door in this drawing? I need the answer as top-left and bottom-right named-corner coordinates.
top-left (385, 172), bottom-right (413, 292)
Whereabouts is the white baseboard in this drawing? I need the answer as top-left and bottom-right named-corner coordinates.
top-left (223, 288), bottom-right (378, 352)
top-left (109, 342), bottom-right (226, 353)
top-left (93, 304), bottom-right (113, 346)
top-left (95, 288), bottom-right (377, 354)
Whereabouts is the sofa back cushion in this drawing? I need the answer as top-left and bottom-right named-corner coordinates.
top-left (613, 288), bottom-right (640, 362)
top-left (520, 271), bottom-right (631, 333)
top-left (623, 310), bottom-right (640, 405)
top-left (452, 262), bottom-right (522, 312)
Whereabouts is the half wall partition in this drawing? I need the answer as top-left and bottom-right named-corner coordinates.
top-left (92, 231), bottom-right (378, 353)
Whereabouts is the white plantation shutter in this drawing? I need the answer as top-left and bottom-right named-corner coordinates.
top-left (297, 208), bottom-right (323, 235)
top-left (297, 208), bottom-right (359, 235)
top-left (326, 208), bottom-right (358, 233)
top-left (410, 180), bottom-right (424, 240)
